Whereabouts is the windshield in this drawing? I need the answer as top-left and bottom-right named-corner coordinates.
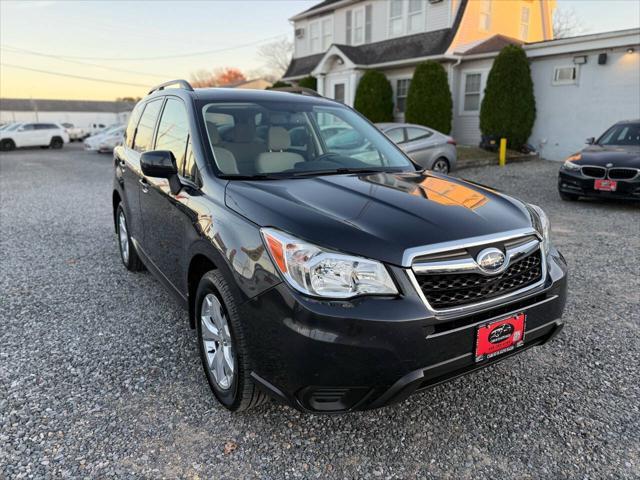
top-left (2, 123), bottom-right (22, 132)
top-left (597, 123), bottom-right (640, 146)
top-left (200, 100), bottom-right (415, 178)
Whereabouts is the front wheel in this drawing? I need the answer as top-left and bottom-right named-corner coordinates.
top-left (196, 271), bottom-right (268, 411)
top-left (116, 204), bottom-right (144, 271)
top-left (431, 157), bottom-right (450, 174)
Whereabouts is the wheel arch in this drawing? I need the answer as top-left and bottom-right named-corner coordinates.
top-left (112, 190), bottom-right (122, 232)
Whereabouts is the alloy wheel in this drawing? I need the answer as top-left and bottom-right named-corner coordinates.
top-left (200, 293), bottom-right (235, 390)
top-left (118, 211), bottom-right (130, 264)
top-left (432, 158), bottom-right (450, 174)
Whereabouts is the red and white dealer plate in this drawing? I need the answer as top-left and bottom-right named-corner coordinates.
top-left (475, 313), bottom-right (526, 362)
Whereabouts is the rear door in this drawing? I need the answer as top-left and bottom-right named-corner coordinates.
top-left (139, 96), bottom-right (194, 293)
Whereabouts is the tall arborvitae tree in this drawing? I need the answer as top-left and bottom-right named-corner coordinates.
top-left (405, 61), bottom-right (453, 134)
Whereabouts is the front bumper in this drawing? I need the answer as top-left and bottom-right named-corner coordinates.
top-left (240, 248), bottom-right (568, 413)
top-left (558, 169), bottom-right (640, 200)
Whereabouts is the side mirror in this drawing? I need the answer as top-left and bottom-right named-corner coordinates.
top-left (140, 150), bottom-right (178, 178)
top-left (586, 137), bottom-right (595, 145)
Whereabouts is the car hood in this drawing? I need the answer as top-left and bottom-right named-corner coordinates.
top-left (575, 145), bottom-right (640, 167)
top-left (225, 171), bottom-right (533, 266)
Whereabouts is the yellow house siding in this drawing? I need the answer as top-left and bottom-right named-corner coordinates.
top-left (449, 0), bottom-right (555, 53)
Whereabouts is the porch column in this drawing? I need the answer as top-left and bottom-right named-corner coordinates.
top-left (316, 74), bottom-right (326, 97)
top-left (348, 71), bottom-right (359, 107)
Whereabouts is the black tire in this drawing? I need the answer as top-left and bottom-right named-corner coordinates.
top-left (115, 204), bottom-right (144, 271)
top-left (195, 270), bottom-right (269, 412)
top-left (1, 139), bottom-right (16, 151)
top-left (559, 191), bottom-right (579, 201)
top-left (50, 137), bottom-right (64, 149)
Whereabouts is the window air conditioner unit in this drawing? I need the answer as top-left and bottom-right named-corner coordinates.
top-left (428, 0), bottom-right (443, 4)
top-left (295, 28), bottom-right (305, 39)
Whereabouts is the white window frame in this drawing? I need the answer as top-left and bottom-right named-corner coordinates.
top-left (479, 0), bottom-right (492, 32)
top-left (459, 70), bottom-right (487, 116)
top-left (350, 5), bottom-right (366, 46)
top-left (309, 20), bottom-right (321, 53)
top-left (552, 65), bottom-right (579, 86)
top-left (321, 17), bottom-right (333, 50)
top-left (395, 78), bottom-right (412, 113)
top-left (407, 0), bottom-right (425, 34)
top-left (388, 0), bottom-right (405, 38)
top-left (520, 6), bottom-right (530, 41)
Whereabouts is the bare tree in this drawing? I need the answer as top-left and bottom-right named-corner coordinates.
top-left (191, 69), bottom-right (215, 88)
top-left (553, 7), bottom-right (585, 39)
top-left (257, 38), bottom-right (293, 78)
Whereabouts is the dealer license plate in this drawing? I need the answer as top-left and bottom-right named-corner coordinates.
top-left (594, 179), bottom-right (617, 191)
top-left (475, 313), bottom-right (526, 363)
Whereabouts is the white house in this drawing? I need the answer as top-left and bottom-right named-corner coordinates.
top-left (0, 98), bottom-right (133, 128)
top-left (283, 0), bottom-right (640, 160)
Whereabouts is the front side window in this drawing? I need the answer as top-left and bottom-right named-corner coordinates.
top-left (133, 99), bottom-right (163, 153)
top-left (463, 73), bottom-right (482, 113)
top-left (125, 102), bottom-right (144, 148)
top-left (200, 101), bottom-right (415, 177)
top-left (154, 98), bottom-right (190, 171)
top-left (396, 78), bottom-right (411, 112)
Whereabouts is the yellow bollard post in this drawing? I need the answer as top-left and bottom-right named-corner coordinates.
top-left (499, 138), bottom-right (507, 167)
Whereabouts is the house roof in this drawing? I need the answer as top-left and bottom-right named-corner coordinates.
top-left (461, 35), bottom-right (523, 55)
top-left (284, 0), bottom-right (468, 79)
top-left (290, 0), bottom-right (355, 21)
top-left (0, 98), bottom-right (135, 113)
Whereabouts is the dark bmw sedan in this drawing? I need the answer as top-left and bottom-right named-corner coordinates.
top-left (112, 81), bottom-right (567, 413)
top-left (558, 120), bottom-right (640, 201)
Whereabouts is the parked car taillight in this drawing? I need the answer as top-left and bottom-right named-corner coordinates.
top-left (447, 139), bottom-right (457, 146)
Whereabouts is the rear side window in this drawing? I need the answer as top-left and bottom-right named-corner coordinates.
top-left (125, 103), bottom-right (144, 148)
top-left (385, 128), bottom-right (405, 143)
top-left (133, 100), bottom-right (163, 153)
top-left (406, 127), bottom-right (432, 141)
top-left (154, 98), bottom-right (190, 171)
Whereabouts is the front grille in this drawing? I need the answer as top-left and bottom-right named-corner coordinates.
top-left (415, 250), bottom-right (543, 310)
top-left (608, 168), bottom-right (638, 180)
top-left (582, 166), bottom-right (606, 178)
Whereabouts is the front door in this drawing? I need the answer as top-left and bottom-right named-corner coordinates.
top-left (327, 74), bottom-right (350, 106)
top-left (139, 97), bottom-right (193, 293)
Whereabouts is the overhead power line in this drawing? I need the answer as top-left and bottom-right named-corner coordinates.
top-left (1, 46), bottom-right (170, 79)
top-left (1, 63), bottom-right (150, 88)
top-left (1, 34), bottom-right (287, 62)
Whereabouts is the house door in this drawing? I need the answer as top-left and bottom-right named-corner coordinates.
top-left (327, 74), bottom-right (350, 105)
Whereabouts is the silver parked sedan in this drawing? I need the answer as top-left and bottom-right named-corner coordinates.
top-left (376, 123), bottom-right (457, 173)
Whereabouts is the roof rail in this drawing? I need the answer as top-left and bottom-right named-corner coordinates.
top-left (148, 79), bottom-right (194, 95)
top-left (270, 86), bottom-right (322, 97)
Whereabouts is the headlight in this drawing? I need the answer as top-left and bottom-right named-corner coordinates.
top-left (527, 204), bottom-right (551, 256)
top-left (261, 228), bottom-right (398, 299)
top-left (562, 154), bottom-right (581, 171)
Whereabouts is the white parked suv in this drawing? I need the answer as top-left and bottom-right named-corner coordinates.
top-left (0, 123), bottom-right (70, 151)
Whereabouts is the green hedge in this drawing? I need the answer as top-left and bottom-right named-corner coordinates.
top-left (353, 70), bottom-right (394, 122)
top-left (298, 76), bottom-right (317, 91)
top-left (480, 45), bottom-right (536, 148)
top-left (405, 61), bottom-right (452, 134)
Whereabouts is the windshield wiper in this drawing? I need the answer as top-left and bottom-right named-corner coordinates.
top-left (290, 167), bottom-right (406, 178)
top-left (218, 173), bottom-right (286, 180)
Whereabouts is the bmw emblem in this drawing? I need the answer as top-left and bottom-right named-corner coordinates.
top-left (476, 247), bottom-right (507, 274)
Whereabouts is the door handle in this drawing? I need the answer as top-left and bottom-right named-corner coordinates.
top-left (139, 178), bottom-right (149, 193)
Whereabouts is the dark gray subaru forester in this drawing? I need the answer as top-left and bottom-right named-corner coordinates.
top-left (112, 80), bottom-right (567, 413)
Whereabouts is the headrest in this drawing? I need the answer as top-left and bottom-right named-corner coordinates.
top-left (232, 123), bottom-right (256, 143)
top-left (206, 122), bottom-right (221, 144)
top-left (268, 126), bottom-right (290, 151)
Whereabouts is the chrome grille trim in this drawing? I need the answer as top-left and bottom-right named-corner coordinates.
top-left (405, 229), bottom-right (547, 319)
top-left (581, 165), bottom-right (606, 179)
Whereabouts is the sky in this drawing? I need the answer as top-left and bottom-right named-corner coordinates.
top-left (1, 0), bottom-right (639, 101)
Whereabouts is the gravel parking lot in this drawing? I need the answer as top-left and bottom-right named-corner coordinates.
top-left (1, 144), bottom-right (638, 479)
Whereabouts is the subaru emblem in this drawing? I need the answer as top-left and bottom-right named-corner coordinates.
top-left (476, 247), bottom-right (507, 274)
